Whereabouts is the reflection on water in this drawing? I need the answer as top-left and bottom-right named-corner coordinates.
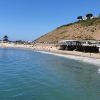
top-left (0, 48), bottom-right (100, 100)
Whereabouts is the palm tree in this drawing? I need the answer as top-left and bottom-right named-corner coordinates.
top-left (3, 35), bottom-right (8, 42)
top-left (86, 13), bottom-right (93, 20)
top-left (77, 16), bottom-right (83, 21)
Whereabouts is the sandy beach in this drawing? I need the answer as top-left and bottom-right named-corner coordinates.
top-left (32, 43), bottom-right (100, 59)
top-left (0, 42), bottom-right (100, 66)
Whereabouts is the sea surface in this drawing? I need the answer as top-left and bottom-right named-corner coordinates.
top-left (0, 48), bottom-right (100, 100)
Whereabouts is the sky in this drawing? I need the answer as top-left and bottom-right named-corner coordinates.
top-left (0, 0), bottom-right (100, 41)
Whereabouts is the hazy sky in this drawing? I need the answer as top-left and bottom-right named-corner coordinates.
top-left (0, 0), bottom-right (99, 41)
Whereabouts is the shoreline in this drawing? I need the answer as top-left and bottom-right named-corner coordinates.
top-left (37, 51), bottom-right (100, 66)
top-left (0, 43), bottom-right (100, 66)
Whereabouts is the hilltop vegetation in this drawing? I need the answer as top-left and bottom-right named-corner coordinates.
top-left (34, 14), bottom-right (100, 43)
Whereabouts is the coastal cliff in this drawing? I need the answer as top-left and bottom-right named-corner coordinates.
top-left (34, 18), bottom-right (100, 43)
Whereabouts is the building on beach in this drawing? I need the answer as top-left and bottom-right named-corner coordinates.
top-left (58, 40), bottom-right (100, 53)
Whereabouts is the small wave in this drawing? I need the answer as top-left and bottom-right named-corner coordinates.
top-left (98, 69), bottom-right (100, 73)
top-left (37, 51), bottom-right (100, 67)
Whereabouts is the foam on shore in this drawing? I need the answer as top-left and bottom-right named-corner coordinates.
top-left (37, 51), bottom-right (100, 67)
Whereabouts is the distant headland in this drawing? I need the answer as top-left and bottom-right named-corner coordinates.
top-left (34, 13), bottom-right (100, 43)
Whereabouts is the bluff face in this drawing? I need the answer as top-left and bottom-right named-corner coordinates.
top-left (34, 18), bottom-right (100, 43)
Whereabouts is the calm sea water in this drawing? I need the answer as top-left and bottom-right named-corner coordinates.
top-left (0, 48), bottom-right (100, 100)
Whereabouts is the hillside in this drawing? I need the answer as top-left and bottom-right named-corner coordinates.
top-left (34, 18), bottom-right (100, 43)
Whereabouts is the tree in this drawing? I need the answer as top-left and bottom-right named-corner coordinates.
top-left (86, 13), bottom-right (93, 20)
top-left (77, 16), bottom-right (83, 21)
top-left (3, 35), bottom-right (8, 42)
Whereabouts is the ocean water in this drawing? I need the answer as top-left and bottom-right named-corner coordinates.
top-left (0, 48), bottom-right (100, 100)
